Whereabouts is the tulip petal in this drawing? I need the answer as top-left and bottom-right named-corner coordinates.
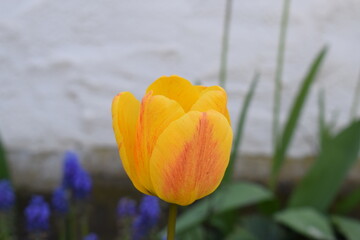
top-left (112, 92), bottom-right (150, 194)
top-left (150, 110), bottom-right (233, 206)
top-left (195, 85), bottom-right (207, 92)
top-left (191, 86), bottom-right (231, 123)
top-left (146, 75), bottom-right (200, 112)
top-left (135, 92), bottom-right (185, 193)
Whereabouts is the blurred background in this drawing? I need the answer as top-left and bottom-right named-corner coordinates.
top-left (0, 0), bottom-right (359, 191)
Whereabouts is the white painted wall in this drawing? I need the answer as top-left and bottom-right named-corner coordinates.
top-left (0, 0), bottom-right (359, 188)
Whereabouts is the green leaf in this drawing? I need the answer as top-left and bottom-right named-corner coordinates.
top-left (317, 89), bottom-right (333, 150)
top-left (242, 215), bottom-right (287, 240)
top-left (177, 226), bottom-right (206, 240)
top-left (272, 0), bottom-right (291, 159)
top-left (332, 216), bottom-right (360, 240)
top-left (226, 228), bottom-right (258, 240)
top-left (350, 71), bottom-right (360, 120)
top-left (335, 186), bottom-right (360, 214)
top-left (288, 120), bottom-right (360, 210)
top-left (168, 182), bottom-right (272, 235)
top-left (208, 212), bottom-right (237, 235)
top-left (218, 0), bottom-right (233, 89)
top-left (275, 208), bottom-right (335, 240)
top-left (0, 134), bottom-right (10, 180)
top-left (223, 72), bottom-right (260, 182)
top-left (270, 46), bottom-right (328, 189)
top-left (211, 182), bottom-right (273, 214)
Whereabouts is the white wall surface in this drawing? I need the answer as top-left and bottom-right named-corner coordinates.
top-left (0, 0), bottom-right (359, 189)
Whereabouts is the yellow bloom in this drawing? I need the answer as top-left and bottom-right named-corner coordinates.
top-left (112, 75), bottom-right (233, 206)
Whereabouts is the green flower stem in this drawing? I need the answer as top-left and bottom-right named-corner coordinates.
top-left (68, 203), bottom-right (77, 240)
top-left (0, 213), bottom-right (10, 240)
top-left (270, 0), bottom-right (291, 192)
top-left (80, 212), bottom-right (89, 237)
top-left (273, 0), bottom-right (291, 149)
top-left (350, 70), bottom-right (360, 120)
top-left (219, 0), bottom-right (233, 89)
top-left (167, 204), bottom-right (178, 240)
top-left (57, 217), bottom-right (66, 240)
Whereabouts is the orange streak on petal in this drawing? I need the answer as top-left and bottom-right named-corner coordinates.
top-left (150, 110), bottom-right (232, 206)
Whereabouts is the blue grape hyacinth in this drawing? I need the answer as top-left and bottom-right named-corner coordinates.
top-left (62, 151), bottom-right (81, 189)
top-left (83, 233), bottom-right (98, 240)
top-left (117, 197), bottom-right (137, 218)
top-left (0, 180), bottom-right (15, 211)
top-left (73, 168), bottom-right (92, 199)
top-left (25, 195), bottom-right (50, 232)
top-left (132, 195), bottom-right (160, 240)
top-left (62, 151), bottom-right (92, 199)
top-left (52, 187), bottom-right (69, 214)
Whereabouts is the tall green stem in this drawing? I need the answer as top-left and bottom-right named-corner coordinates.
top-left (68, 203), bottom-right (77, 240)
top-left (57, 217), bottom-right (66, 240)
top-left (219, 0), bottom-right (233, 89)
top-left (167, 204), bottom-right (178, 240)
top-left (80, 213), bottom-right (89, 237)
top-left (0, 213), bottom-right (10, 240)
top-left (350, 70), bottom-right (360, 120)
top-left (273, 0), bottom-right (291, 149)
top-left (270, 0), bottom-right (291, 192)
top-left (318, 89), bottom-right (327, 150)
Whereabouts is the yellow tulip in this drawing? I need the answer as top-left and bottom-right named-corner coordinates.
top-left (112, 75), bottom-right (233, 206)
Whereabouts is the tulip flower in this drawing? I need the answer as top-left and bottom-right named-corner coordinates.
top-left (112, 75), bottom-right (233, 239)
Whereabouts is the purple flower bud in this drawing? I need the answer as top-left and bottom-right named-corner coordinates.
top-left (0, 180), bottom-right (15, 211)
top-left (25, 195), bottom-right (50, 232)
top-left (52, 187), bottom-right (69, 214)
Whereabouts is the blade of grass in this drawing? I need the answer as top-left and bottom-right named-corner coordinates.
top-left (269, 46), bottom-right (328, 190)
top-left (273, 0), bottom-right (291, 150)
top-left (0, 134), bottom-right (11, 180)
top-left (218, 0), bottom-right (233, 89)
top-left (350, 70), bottom-right (360, 120)
top-left (318, 89), bottom-right (332, 150)
top-left (223, 72), bottom-right (260, 182)
top-left (318, 89), bottom-right (326, 150)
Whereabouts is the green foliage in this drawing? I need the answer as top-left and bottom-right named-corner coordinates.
top-left (0, 134), bottom-right (11, 180)
top-left (270, 46), bottom-right (328, 190)
top-left (332, 216), bottom-right (360, 240)
top-left (288, 120), bottom-right (360, 211)
top-left (177, 226), bottom-right (206, 240)
top-left (335, 187), bottom-right (360, 214)
top-left (218, 0), bottom-right (233, 89)
top-left (241, 215), bottom-right (287, 240)
top-left (350, 71), bottom-right (360, 120)
top-left (275, 208), bottom-right (335, 240)
top-left (226, 227), bottom-right (258, 240)
top-left (273, 0), bottom-right (291, 151)
top-left (169, 182), bottom-right (272, 236)
top-left (318, 89), bottom-right (334, 150)
top-left (223, 73), bottom-right (260, 182)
